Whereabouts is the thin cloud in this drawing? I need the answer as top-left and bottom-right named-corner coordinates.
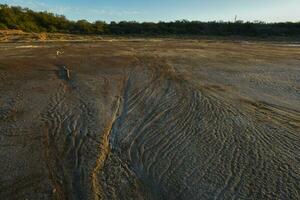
top-left (88, 8), bottom-right (141, 16)
top-left (1, 0), bottom-right (142, 21)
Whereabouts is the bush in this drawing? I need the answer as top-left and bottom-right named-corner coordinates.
top-left (0, 23), bottom-right (7, 29)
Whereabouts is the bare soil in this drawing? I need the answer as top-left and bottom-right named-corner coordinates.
top-left (0, 37), bottom-right (299, 200)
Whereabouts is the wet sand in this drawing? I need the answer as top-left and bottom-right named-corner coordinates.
top-left (0, 39), bottom-right (299, 199)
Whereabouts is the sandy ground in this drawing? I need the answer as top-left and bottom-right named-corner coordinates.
top-left (0, 38), bottom-right (299, 200)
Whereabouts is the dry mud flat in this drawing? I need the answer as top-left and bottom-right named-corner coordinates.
top-left (0, 39), bottom-right (299, 200)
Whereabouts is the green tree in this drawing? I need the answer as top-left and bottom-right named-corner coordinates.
top-left (75, 20), bottom-right (93, 34)
top-left (1, 4), bottom-right (300, 37)
top-left (93, 20), bottom-right (106, 34)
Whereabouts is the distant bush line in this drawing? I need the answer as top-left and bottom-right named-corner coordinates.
top-left (1, 4), bottom-right (300, 37)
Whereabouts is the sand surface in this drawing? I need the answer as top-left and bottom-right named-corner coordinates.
top-left (0, 39), bottom-right (299, 199)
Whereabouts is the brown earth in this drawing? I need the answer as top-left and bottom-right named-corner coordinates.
top-left (0, 37), bottom-right (299, 200)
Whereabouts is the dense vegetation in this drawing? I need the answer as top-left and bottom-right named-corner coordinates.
top-left (1, 4), bottom-right (300, 37)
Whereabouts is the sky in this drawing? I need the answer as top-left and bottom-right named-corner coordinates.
top-left (1, 0), bottom-right (300, 23)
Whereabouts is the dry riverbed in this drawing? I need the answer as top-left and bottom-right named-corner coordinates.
top-left (0, 38), bottom-right (299, 199)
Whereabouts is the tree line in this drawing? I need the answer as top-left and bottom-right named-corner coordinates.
top-left (1, 4), bottom-right (300, 37)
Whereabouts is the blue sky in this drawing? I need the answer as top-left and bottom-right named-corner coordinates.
top-left (1, 0), bottom-right (300, 22)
